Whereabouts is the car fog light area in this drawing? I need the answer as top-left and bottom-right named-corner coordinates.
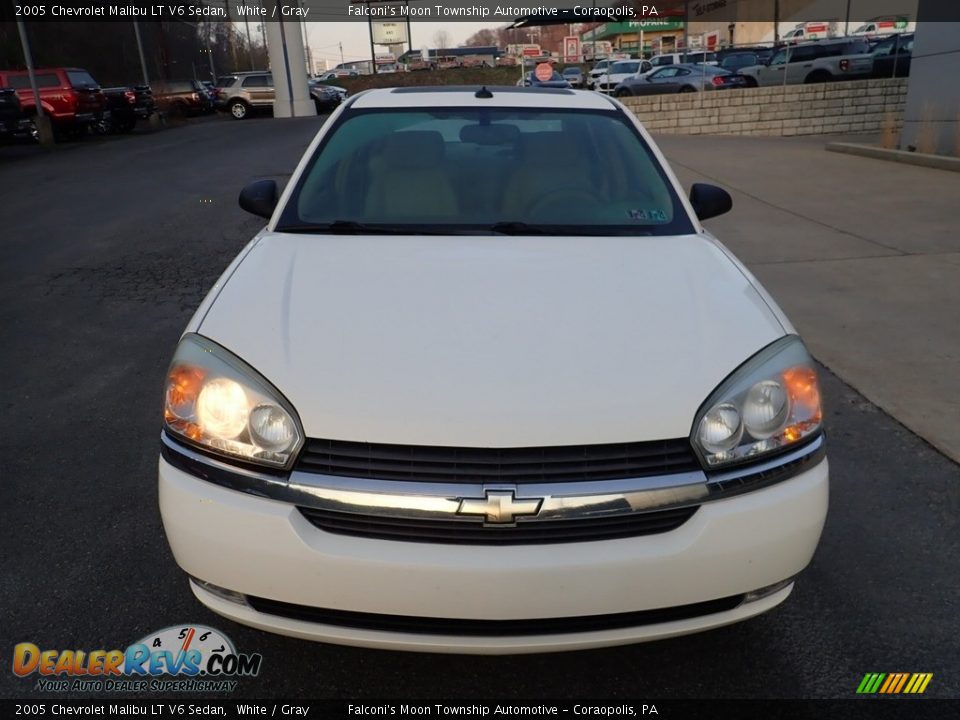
top-left (163, 334), bottom-right (303, 468)
top-left (693, 337), bottom-right (823, 468)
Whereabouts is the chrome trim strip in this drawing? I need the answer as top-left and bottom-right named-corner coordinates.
top-left (162, 432), bottom-right (825, 524)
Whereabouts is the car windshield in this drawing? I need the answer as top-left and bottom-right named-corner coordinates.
top-left (67, 70), bottom-right (98, 89)
top-left (277, 107), bottom-right (693, 236)
top-left (215, 75), bottom-right (236, 88)
top-left (610, 61), bottom-right (639, 74)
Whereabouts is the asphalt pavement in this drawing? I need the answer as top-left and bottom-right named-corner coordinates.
top-left (0, 118), bottom-right (957, 700)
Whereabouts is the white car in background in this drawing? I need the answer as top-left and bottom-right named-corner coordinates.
top-left (593, 59), bottom-right (653, 93)
top-left (159, 86), bottom-right (829, 654)
top-left (649, 51), bottom-right (719, 68)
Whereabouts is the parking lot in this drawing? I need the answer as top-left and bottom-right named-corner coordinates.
top-left (1, 117), bottom-right (958, 700)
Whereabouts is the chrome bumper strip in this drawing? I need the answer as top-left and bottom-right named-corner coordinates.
top-left (161, 432), bottom-right (824, 524)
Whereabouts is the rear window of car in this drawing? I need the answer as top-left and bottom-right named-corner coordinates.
top-left (5, 73), bottom-right (61, 90)
top-left (277, 107), bottom-right (694, 236)
top-left (721, 53), bottom-right (759, 69)
top-left (67, 70), bottom-right (98, 89)
top-left (242, 75), bottom-right (271, 88)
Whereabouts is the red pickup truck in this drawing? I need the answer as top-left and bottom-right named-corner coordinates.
top-left (0, 67), bottom-right (106, 137)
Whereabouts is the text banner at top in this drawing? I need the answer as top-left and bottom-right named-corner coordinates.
top-left (3, 0), bottom-right (955, 24)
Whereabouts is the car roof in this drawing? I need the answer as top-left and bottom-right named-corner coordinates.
top-left (349, 86), bottom-right (616, 110)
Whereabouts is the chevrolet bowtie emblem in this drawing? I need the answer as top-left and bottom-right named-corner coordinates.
top-left (457, 490), bottom-right (543, 524)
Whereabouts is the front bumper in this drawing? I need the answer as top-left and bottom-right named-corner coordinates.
top-left (159, 440), bottom-right (828, 653)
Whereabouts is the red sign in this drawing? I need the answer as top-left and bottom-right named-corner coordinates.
top-left (522, 48), bottom-right (540, 58)
top-left (534, 63), bottom-right (553, 82)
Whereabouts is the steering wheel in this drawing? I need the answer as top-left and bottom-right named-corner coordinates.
top-left (526, 188), bottom-right (606, 221)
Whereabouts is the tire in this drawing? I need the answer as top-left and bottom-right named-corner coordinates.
top-left (229, 99), bottom-right (249, 120)
top-left (679, 85), bottom-right (696, 93)
top-left (742, 76), bottom-right (758, 88)
top-left (805, 71), bottom-right (832, 84)
top-left (614, 88), bottom-right (630, 98)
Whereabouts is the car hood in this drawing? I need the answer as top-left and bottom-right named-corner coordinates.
top-left (198, 233), bottom-right (785, 447)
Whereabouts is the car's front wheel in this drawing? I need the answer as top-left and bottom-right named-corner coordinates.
top-left (679, 85), bottom-right (696, 93)
top-left (614, 88), bottom-right (631, 98)
top-left (230, 100), bottom-right (250, 120)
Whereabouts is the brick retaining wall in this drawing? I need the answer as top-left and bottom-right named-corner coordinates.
top-left (620, 78), bottom-right (908, 137)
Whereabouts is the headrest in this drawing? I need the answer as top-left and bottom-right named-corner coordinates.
top-left (378, 131), bottom-right (446, 169)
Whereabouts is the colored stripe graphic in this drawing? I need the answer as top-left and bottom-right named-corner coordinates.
top-left (857, 673), bottom-right (885, 693)
top-left (857, 672), bottom-right (932, 694)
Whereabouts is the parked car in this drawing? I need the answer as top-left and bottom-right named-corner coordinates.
top-left (517, 70), bottom-right (572, 89)
top-left (561, 67), bottom-right (586, 88)
top-left (159, 85), bottom-right (829, 654)
top-left (316, 69), bottom-right (359, 81)
top-left (737, 38), bottom-right (873, 86)
top-left (615, 64), bottom-right (748, 96)
top-left (718, 51), bottom-right (765, 73)
top-left (594, 59), bottom-right (653, 93)
top-left (153, 80), bottom-right (214, 117)
top-left (649, 51), bottom-right (719, 68)
top-left (99, 85), bottom-right (154, 133)
top-left (308, 80), bottom-right (346, 113)
top-left (0, 67), bottom-right (106, 139)
top-left (215, 71), bottom-right (274, 119)
top-left (870, 33), bottom-right (914, 78)
top-left (0, 87), bottom-right (32, 142)
top-left (586, 59), bottom-right (615, 89)
top-left (715, 46), bottom-right (776, 65)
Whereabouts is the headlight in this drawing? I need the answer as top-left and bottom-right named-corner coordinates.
top-left (692, 336), bottom-right (822, 468)
top-left (163, 334), bottom-right (303, 469)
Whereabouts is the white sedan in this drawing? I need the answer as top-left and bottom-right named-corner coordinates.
top-left (159, 87), bottom-right (829, 654)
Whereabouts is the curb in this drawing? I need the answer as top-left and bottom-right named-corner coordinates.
top-left (825, 142), bottom-right (960, 173)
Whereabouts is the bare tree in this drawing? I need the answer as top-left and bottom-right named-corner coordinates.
top-left (433, 30), bottom-right (451, 51)
top-left (464, 29), bottom-right (498, 48)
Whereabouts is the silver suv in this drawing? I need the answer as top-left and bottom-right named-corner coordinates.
top-left (215, 71), bottom-right (274, 119)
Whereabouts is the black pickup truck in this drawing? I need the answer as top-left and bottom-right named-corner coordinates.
top-left (99, 85), bottom-right (155, 133)
top-left (0, 87), bottom-right (31, 142)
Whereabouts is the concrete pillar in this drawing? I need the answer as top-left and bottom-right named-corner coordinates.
top-left (265, 15), bottom-right (315, 118)
top-left (900, 16), bottom-right (960, 156)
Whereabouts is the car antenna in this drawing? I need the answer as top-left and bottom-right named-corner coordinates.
top-left (475, 86), bottom-right (493, 99)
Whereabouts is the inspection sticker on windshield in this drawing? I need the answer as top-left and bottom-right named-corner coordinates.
top-left (628, 208), bottom-right (668, 222)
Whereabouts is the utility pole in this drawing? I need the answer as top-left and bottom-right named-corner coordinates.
top-left (367, 1), bottom-right (377, 74)
top-left (339, 42), bottom-right (344, 67)
top-left (244, 18), bottom-right (255, 69)
top-left (15, 19), bottom-right (53, 145)
top-left (133, 21), bottom-right (150, 86)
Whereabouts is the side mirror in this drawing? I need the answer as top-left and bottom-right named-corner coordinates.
top-left (689, 183), bottom-right (732, 221)
top-left (239, 179), bottom-right (278, 219)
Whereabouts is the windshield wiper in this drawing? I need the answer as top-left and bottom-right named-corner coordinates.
top-left (280, 220), bottom-right (450, 235)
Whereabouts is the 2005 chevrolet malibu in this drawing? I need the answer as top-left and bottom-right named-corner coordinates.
top-left (159, 87), bottom-right (828, 653)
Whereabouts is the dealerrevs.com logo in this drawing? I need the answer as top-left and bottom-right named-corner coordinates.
top-left (13, 625), bottom-right (262, 693)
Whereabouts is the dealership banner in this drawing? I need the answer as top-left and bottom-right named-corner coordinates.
top-left (3, 0), bottom-right (958, 23)
top-left (3, 699), bottom-right (960, 718)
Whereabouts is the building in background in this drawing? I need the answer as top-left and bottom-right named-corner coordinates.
top-left (580, 19), bottom-right (686, 58)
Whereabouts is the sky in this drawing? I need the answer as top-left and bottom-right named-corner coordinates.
top-left (303, 22), bottom-right (506, 67)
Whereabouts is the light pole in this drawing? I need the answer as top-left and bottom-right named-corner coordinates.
top-left (15, 19), bottom-right (54, 145)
